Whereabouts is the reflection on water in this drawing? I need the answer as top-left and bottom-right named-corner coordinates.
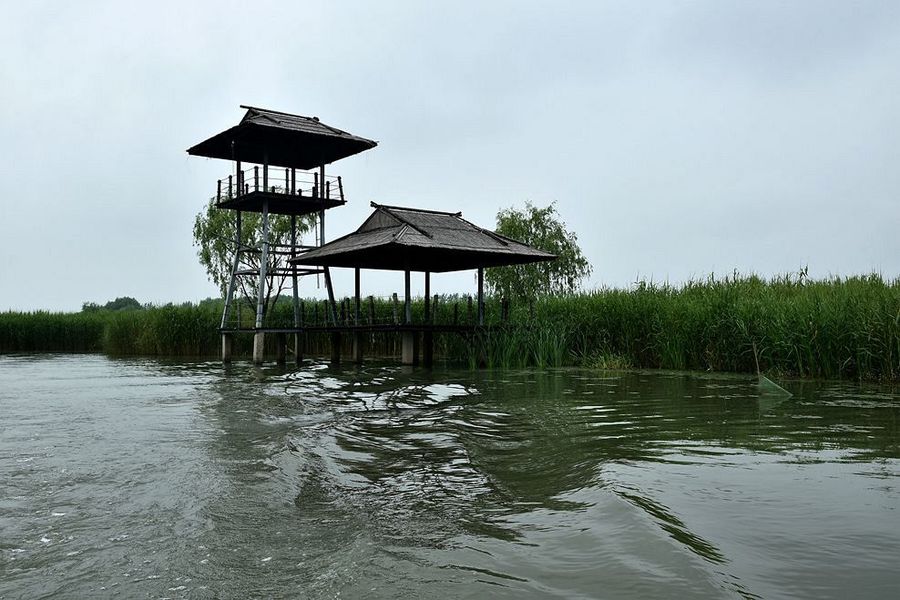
top-left (1, 355), bottom-right (898, 599)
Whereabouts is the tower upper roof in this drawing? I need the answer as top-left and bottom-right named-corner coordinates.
top-left (187, 106), bottom-right (377, 169)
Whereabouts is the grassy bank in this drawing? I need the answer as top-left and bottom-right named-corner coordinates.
top-left (1, 274), bottom-right (897, 381)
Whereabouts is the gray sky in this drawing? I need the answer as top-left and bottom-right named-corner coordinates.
top-left (2, 1), bottom-right (898, 311)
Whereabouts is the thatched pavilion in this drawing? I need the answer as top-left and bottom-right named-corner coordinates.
top-left (291, 202), bottom-right (555, 365)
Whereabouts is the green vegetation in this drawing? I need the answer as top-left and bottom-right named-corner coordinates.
top-left (1, 274), bottom-right (897, 381)
top-left (486, 201), bottom-right (592, 299)
top-left (508, 273), bottom-right (898, 381)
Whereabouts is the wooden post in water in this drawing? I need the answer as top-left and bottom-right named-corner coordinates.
top-left (276, 333), bottom-right (287, 366)
top-left (291, 214), bottom-right (301, 365)
top-left (331, 332), bottom-right (341, 366)
top-left (253, 199), bottom-right (270, 364)
top-left (401, 270), bottom-right (418, 365)
top-left (296, 300), bottom-right (305, 364)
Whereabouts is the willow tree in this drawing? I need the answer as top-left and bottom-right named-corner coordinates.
top-left (192, 198), bottom-right (316, 316)
top-left (486, 201), bottom-right (591, 299)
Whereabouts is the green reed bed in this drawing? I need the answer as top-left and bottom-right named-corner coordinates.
top-left (103, 302), bottom-right (223, 356)
top-left (513, 274), bottom-right (899, 381)
top-left (1, 274), bottom-right (897, 380)
top-left (0, 310), bottom-right (107, 352)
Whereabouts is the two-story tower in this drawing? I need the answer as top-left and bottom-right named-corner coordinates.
top-left (187, 106), bottom-right (376, 363)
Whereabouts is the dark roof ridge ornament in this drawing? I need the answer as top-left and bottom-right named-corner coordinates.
top-left (469, 222), bottom-right (510, 247)
top-left (371, 203), bottom-right (434, 239)
top-left (370, 201), bottom-right (462, 217)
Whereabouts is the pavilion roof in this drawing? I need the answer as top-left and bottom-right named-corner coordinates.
top-left (187, 106), bottom-right (377, 169)
top-left (290, 203), bottom-right (557, 272)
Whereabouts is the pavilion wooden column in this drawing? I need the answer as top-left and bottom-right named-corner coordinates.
top-left (353, 268), bottom-right (364, 363)
top-left (423, 271), bottom-right (433, 367)
top-left (401, 270), bottom-right (418, 365)
top-left (477, 267), bottom-right (485, 326)
top-left (291, 214), bottom-right (301, 366)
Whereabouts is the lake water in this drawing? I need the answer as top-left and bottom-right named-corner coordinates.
top-left (1, 354), bottom-right (898, 599)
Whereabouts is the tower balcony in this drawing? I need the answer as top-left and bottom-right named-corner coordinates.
top-left (214, 166), bottom-right (345, 216)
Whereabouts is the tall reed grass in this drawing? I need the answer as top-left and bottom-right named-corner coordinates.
top-left (1, 274), bottom-right (897, 380)
top-left (0, 311), bottom-right (107, 352)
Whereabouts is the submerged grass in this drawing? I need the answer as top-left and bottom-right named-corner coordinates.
top-left (1, 274), bottom-right (897, 380)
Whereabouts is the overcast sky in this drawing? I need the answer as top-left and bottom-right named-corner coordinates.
top-left (2, 1), bottom-right (898, 311)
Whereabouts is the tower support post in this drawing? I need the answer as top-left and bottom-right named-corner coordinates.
top-left (221, 210), bottom-right (242, 331)
top-left (253, 199), bottom-right (270, 364)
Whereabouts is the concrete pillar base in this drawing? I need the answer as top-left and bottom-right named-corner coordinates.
top-left (222, 333), bottom-right (233, 363)
top-left (401, 331), bottom-right (419, 366)
top-left (253, 332), bottom-right (265, 365)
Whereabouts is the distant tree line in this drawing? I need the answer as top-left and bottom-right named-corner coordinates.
top-left (81, 296), bottom-right (144, 312)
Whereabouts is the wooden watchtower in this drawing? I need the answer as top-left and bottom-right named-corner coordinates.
top-left (187, 106), bottom-right (377, 363)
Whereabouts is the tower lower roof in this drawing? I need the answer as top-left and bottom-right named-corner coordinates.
top-left (290, 203), bottom-right (557, 272)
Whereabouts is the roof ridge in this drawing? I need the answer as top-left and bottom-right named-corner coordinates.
top-left (374, 204), bottom-right (433, 239)
top-left (240, 105), bottom-right (313, 119)
top-left (370, 202), bottom-right (462, 217)
top-left (455, 214), bottom-right (509, 247)
top-left (242, 105), bottom-right (358, 137)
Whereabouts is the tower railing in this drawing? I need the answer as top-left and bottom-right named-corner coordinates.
top-left (215, 168), bottom-right (344, 203)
